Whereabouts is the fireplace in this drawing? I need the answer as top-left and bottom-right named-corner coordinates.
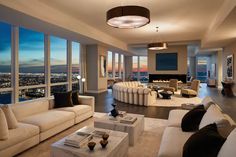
top-left (149, 74), bottom-right (187, 83)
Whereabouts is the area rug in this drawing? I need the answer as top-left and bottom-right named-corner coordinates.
top-left (17, 112), bottom-right (167, 157)
top-left (149, 90), bottom-right (202, 107)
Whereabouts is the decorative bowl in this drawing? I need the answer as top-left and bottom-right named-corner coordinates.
top-left (102, 134), bottom-right (109, 140)
top-left (88, 141), bottom-right (96, 151)
top-left (100, 140), bottom-right (108, 148)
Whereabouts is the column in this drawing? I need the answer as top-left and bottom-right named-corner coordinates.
top-left (11, 26), bottom-right (19, 103)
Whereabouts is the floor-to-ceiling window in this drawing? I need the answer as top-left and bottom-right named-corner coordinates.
top-left (72, 41), bottom-right (80, 91)
top-left (0, 21), bottom-right (12, 104)
top-left (132, 56), bottom-right (138, 81)
top-left (132, 56), bottom-right (149, 82)
top-left (19, 27), bottom-right (45, 101)
top-left (115, 53), bottom-right (119, 77)
top-left (50, 36), bottom-right (67, 95)
top-left (0, 21), bottom-right (83, 104)
top-left (197, 57), bottom-right (208, 82)
top-left (139, 56), bottom-right (148, 82)
top-left (107, 51), bottom-right (113, 78)
top-left (121, 54), bottom-right (124, 80)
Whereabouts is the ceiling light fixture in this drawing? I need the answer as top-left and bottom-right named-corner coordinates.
top-left (148, 42), bottom-right (168, 50)
top-left (148, 27), bottom-right (168, 50)
top-left (106, 6), bottom-right (150, 29)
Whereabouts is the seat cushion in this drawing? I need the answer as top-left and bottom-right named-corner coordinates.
top-left (20, 110), bottom-right (75, 132)
top-left (0, 122), bottom-right (39, 150)
top-left (168, 109), bottom-right (189, 127)
top-left (158, 127), bottom-right (194, 157)
top-left (181, 89), bottom-right (197, 95)
top-left (57, 105), bottom-right (92, 116)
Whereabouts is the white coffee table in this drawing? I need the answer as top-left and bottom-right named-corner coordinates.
top-left (94, 113), bottom-right (144, 146)
top-left (51, 126), bottom-right (129, 157)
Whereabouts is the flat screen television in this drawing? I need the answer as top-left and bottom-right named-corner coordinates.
top-left (156, 53), bottom-right (178, 70)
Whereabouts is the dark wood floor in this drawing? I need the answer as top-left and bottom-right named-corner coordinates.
top-left (87, 83), bottom-right (236, 120)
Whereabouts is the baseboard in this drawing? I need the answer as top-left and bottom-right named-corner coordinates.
top-left (86, 89), bottom-right (107, 93)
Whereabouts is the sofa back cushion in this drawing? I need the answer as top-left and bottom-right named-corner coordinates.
top-left (12, 99), bottom-right (49, 121)
top-left (0, 108), bottom-right (9, 140)
top-left (218, 128), bottom-right (236, 157)
top-left (199, 105), bottom-right (233, 137)
top-left (0, 105), bottom-right (18, 129)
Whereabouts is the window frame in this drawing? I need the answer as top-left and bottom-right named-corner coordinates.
top-left (0, 21), bottom-right (82, 104)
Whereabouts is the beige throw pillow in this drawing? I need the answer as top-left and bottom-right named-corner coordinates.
top-left (0, 108), bottom-right (9, 140)
top-left (1, 105), bottom-right (18, 129)
top-left (199, 104), bottom-right (232, 138)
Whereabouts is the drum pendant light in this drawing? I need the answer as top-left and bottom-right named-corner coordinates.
top-left (106, 6), bottom-right (150, 29)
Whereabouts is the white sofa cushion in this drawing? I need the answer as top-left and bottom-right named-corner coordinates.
top-left (1, 105), bottom-right (18, 129)
top-left (218, 128), bottom-right (236, 157)
top-left (12, 99), bottom-right (49, 121)
top-left (158, 127), bottom-right (194, 157)
top-left (20, 110), bottom-right (74, 132)
top-left (0, 122), bottom-right (39, 150)
top-left (199, 105), bottom-right (232, 137)
top-left (57, 105), bottom-right (92, 116)
top-left (168, 109), bottom-right (189, 127)
top-left (0, 108), bottom-right (9, 140)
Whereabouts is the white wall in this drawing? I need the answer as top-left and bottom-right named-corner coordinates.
top-left (223, 41), bottom-right (236, 94)
top-left (148, 45), bottom-right (188, 74)
top-left (86, 44), bottom-right (108, 93)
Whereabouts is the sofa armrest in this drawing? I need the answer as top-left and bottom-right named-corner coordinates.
top-left (79, 95), bottom-right (95, 113)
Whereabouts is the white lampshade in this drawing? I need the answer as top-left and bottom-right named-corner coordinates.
top-left (82, 78), bottom-right (86, 82)
top-left (77, 75), bottom-right (81, 80)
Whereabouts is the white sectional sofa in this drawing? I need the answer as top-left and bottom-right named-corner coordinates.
top-left (158, 98), bottom-right (236, 157)
top-left (113, 81), bottom-right (157, 106)
top-left (0, 95), bottom-right (94, 157)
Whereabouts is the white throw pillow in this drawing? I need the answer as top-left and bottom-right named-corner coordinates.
top-left (1, 105), bottom-right (18, 129)
top-left (0, 108), bottom-right (9, 140)
top-left (199, 104), bottom-right (232, 137)
top-left (217, 128), bottom-right (236, 157)
top-left (201, 96), bottom-right (216, 109)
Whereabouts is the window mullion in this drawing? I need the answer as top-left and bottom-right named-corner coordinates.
top-left (67, 40), bottom-right (72, 91)
top-left (11, 26), bottom-right (19, 103)
top-left (44, 34), bottom-right (51, 98)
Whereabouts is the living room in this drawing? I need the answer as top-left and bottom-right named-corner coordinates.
top-left (0, 0), bottom-right (236, 157)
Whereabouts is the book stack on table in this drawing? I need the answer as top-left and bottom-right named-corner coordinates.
top-left (120, 116), bottom-right (137, 124)
top-left (64, 133), bottom-right (92, 148)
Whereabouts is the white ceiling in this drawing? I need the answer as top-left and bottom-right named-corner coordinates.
top-left (1, 0), bottom-right (236, 54)
top-left (40, 0), bottom-right (224, 45)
